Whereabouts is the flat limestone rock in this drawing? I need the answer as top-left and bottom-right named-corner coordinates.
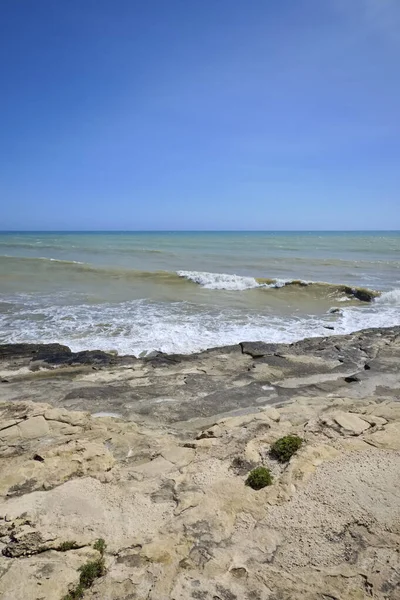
top-left (18, 415), bottom-right (50, 439)
top-left (333, 411), bottom-right (371, 435)
top-left (358, 413), bottom-right (387, 427)
top-left (44, 407), bottom-right (89, 427)
top-left (261, 406), bottom-right (280, 421)
top-left (364, 422), bottom-right (400, 450)
top-left (130, 455), bottom-right (175, 478)
top-left (0, 327), bottom-right (400, 600)
top-left (0, 547), bottom-right (97, 600)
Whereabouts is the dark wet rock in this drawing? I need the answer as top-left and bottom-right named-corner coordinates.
top-left (32, 346), bottom-right (73, 363)
top-left (342, 286), bottom-right (378, 302)
top-left (240, 342), bottom-right (280, 358)
top-left (35, 349), bottom-right (122, 367)
top-left (144, 352), bottom-right (183, 367)
top-left (0, 343), bottom-right (138, 370)
top-left (0, 343), bottom-right (71, 361)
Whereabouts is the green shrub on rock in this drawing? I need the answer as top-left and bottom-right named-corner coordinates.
top-left (58, 540), bottom-right (78, 552)
top-left (245, 466), bottom-right (273, 490)
top-left (62, 539), bottom-right (107, 600)
top-left (270, 435), bottom-right (302, 462)
top-left (93, 538), bottom-right (106, 555)
top-left (79, 558), bottom-right (106, 588)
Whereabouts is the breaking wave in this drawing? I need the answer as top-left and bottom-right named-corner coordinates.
top-left (0, 256), bottom-right (385, 302)
top-left (177, 270), bottom-right (263, 290)
top-left (177, 270), bottom-right (381, 301)
top-left (376, 289), bottom-right (400, 304)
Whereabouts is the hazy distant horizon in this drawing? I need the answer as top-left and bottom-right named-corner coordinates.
top-left (1, 229), bottom-right (400, 234)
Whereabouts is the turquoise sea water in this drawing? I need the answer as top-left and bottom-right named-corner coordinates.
top-left (0, 231), bottom-right (399, 355)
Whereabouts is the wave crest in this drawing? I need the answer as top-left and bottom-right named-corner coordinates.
top-left (177, 270), bottom-right (262, 290)
top-left (176, 270), bottom-right (383, 301)
top-left (376, 289), bottom-right (400, 304)
top-left (0, 257), bottom-right (389, 303)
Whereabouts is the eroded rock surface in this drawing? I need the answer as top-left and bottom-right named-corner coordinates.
top-left (0, 327), bottom-right (399, 599)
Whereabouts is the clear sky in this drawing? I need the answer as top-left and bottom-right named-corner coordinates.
top-left (1, 0), bottom-right (399, 230)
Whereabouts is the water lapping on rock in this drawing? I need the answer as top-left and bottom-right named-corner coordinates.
top-left (0, 290), bottom-right (399, 356)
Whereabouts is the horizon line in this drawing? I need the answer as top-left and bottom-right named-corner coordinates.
top-left (1, 229), bottom-right (400, 234)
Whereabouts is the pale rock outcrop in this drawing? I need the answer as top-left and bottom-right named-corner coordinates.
top-left (0, 328), bottom-right (400, 599)
top-left (332, 411), bottom-right (371, 435)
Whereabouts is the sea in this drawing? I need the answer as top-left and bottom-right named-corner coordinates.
top-left (0, 231), bottom-right (399, 356)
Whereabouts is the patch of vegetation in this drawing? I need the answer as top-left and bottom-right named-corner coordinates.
top-left (58, 541), bottom-right (78, 552)
top-left (62, 539), bottom-right (106, 600)
top-left (245, 466), bottom-right (273, 490)
top-left (270, 435), bottom-right (303, 462)
top-left (78, 558), bottom-right (106, 587)
top-left (93, 538), bottom-right (106, 555)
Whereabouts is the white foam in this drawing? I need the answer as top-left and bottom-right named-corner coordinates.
top-left (376, 289), bottom-right (400, 305)
top-left (333, 289), bottom-right (400, 335)
top-left (1, 290), bottom-right (399, 357)
top-left (47, 258), bottom-right (84, 264)
top-left (177, 271), bottom-right (314, 291)
top-left (270, 279), bottom-right (288, 288)
top-left (0, 255), bottom-right (84, 265)
top-left (177, 270), bottom-right (261, 290)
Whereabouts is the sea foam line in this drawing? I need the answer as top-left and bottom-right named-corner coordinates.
top-left (1, 294), bottom-right (399, 357)
top-left (176, 270), bottom-right (263, 290)
top-left (0, 254), bottom-right (84, 265)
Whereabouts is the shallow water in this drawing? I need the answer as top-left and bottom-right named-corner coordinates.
top-left (0, 231), bottom-right (399, 355)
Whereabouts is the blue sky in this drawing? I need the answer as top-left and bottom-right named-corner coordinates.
top-left (1, 0), bottom-right (399, 230)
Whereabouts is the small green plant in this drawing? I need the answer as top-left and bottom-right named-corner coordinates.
top-left (270, 435), bottom-right (302, 462)
top-left (93, 538), bottom-right (106, 555)
top-left (62, 539), bottom-right (107, 600)
top-left (78, 558), bottom-right (106, 587)
top-left (58, 540), bottom-right (78, 552)
top-left (245, 466), bottom-right (273, 490)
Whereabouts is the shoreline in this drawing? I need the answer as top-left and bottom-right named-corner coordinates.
top-left (1, 325), bottom-right (399, 429)
top-left (2, 322), bottom-right (399, 358)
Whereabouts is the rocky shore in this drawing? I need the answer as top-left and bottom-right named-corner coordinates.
top-left (0, 327), bottom-right (399, 599)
